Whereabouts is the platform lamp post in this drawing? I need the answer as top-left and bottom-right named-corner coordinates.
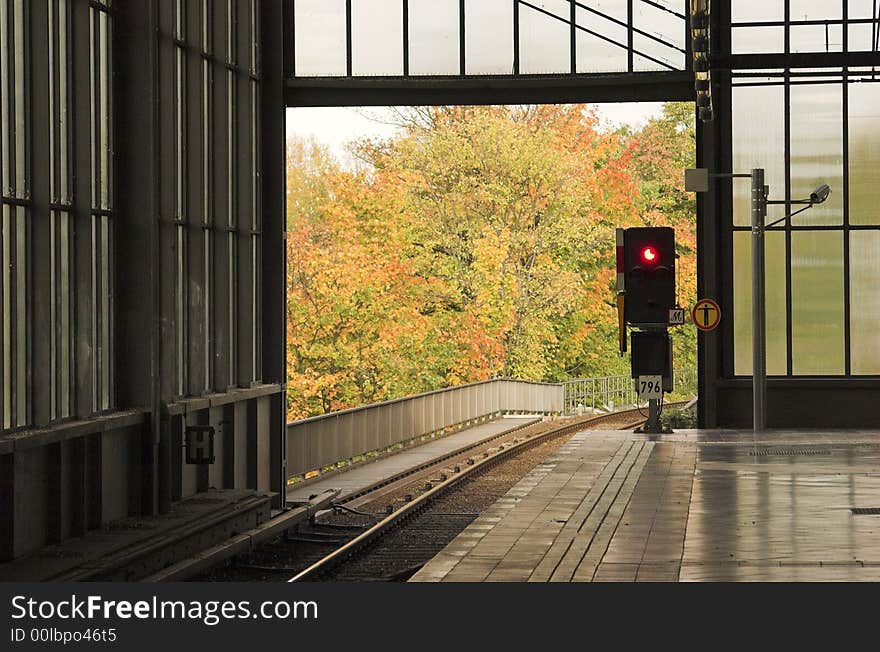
top-left (686, 168), bottom-right (830, 432)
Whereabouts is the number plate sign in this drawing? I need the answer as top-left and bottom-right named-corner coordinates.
top-left (668, 308), bottom-right (685, 326)
top-left (637, 375), bottom-right (663, 401)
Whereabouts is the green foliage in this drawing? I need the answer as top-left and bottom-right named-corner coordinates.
top-left (286, 104), bottom-right (697, 420)
top-left (661, 404), bottom-right (698, 429)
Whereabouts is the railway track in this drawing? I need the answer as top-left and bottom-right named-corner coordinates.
top-left (195, 404), bottom-right (686, 582)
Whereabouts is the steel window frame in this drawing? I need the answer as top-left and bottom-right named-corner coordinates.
top-left (724, 0), bottom-right (880, 380)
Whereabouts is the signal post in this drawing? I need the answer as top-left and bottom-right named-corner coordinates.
top-left (616, 227), bottom-right (679, 433)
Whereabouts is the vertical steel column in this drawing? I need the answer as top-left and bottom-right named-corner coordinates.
top-left (751, 168), bottom-right (767, 432)
top-left (113, 0), bottom-right (161, 513)
top-left (262, 0), bottom-right (287, 508)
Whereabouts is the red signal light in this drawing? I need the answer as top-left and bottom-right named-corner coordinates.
top-left (641, 246), bottom-right (658, 264)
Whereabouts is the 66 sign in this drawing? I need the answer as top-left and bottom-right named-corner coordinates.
top-left (668, 308), bottom-right (685, 326)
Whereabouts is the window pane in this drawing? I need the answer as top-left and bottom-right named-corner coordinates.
top-left (59, 212), bottom-right (71, 418)
top-left (847, 0), bottom-right (877, 18)
top-left (848, 83), bottom-right (880, 225)
top-left (847, 23), bottom-right (877, 51)
top-left (2, 205), bottom-right (11, 428)
top-left (575, 3), bottom-right (628, 73)
top-left (790, 23), bottom-right (842, 53)
top-left (732, 84), bottom-right (786, 226)
top-left (519, 0), bottom-right (570, 74)
top-left (409, 0), bottom-right (460, 75)
top-left (791, 231), bottom-right (845, 375)
top-left (733, 231), bottom-right (788, 376)
top-left (850, 231), bottom-right (880, 374)
top-left (731, 26), bottom-right (784, 54)
top-left (789, 0), bottom-right (841, 21)
top-left (632, 1), bottom-right (685, 71)
top-left (0, 0), bottom-right (8, 193)
top-left (464, 0), bottom-right (513, 74)
top-left (294, 0), bottom-right (347, 76)
top-left (352, 0), bottom-right (404, 76)
top-left (13, 0), bottom-right (25, 195)
top-left (790, 83), bottom-right (843, 226)
top-left (731, 0), bottom-right (784, 22)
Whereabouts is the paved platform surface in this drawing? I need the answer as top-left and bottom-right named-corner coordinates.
top-left (411, 429), bottom-right (880, 582)
top-left (287, 416), bottom-right (540, 503)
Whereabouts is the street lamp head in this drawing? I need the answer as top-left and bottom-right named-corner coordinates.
top-left (810, 184), bottom-right (831, 204)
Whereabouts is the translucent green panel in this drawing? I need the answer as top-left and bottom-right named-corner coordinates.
top-left (294, 0), bottom-right (347, 76)
top-left (791, 231), bottom-right (845, 375)
top-left (351, 0), bottom-right (403, 76)
top-left (790, 84), bottom-right (843, 226)
top-left (519, 1), bottom-right (570, 74)
top-left (731, 26), bottom-right (784, 54)
top-left (733, 231), bottom-right (788, 376)
top-left (789, 0), bottom-right (841, 20)
top-left (732, 85), bottom-right (786, 227)
top-left (850, 231), bottom-right (880, 374)
top-left (464, 0), bottom-right (513, 74)
top-left (409, 0), bottom-right (460, 76)
top-left (848, 83), bottom-right (880, 225)
top-left (732, 1), bottom-right (784, 22)
top-left (575, 3), bottom-right (628, 73)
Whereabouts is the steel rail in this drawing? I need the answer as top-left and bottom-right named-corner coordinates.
top-left (288, 404), bottom-right (685, 582)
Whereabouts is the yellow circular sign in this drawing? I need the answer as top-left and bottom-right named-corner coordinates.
top-left (692, 299), bottom-right (721, 331)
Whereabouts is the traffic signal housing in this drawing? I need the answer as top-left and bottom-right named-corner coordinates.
top-left (630, 330), bottom-right (673, 392)
top-left (621, 227), bottom-right (676, 326)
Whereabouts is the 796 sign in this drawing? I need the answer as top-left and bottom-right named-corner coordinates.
top-left (637, 375), bottom-right (663, 400)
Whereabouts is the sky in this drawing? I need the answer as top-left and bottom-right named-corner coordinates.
top-left (286, 102), bottom-right (666, 166)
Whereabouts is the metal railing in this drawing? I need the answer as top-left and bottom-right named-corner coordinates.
top-left (286, 369), bottom-right (696, 481)
top-left (561, 368), bottom-right (697, 415)
top-left (286, 378), bottom-right (562, 479)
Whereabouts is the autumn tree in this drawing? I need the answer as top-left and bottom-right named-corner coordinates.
top-left (625, 103), bottom-right (698, 377)
top-left (359, 105), bottom-right (641, 382)
top-left (285, 103), bottom-right (697, 421)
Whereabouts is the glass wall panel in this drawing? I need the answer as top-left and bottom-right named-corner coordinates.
top-left (464, 0), bottom-right (514, 74)
top-left (294, 0), bottom-right (347, 76)
top-left (789, 0), bottom-right (841, 21)
top-left (633, 1), bottom-right (685, 71)
top-left (790, 24), bottom-right (843, 53)
top-left (409, 0), bottom-right (460, 76)
top-left (733, 231), bottom-right (788, 375)
top-left (731, 1), bottom-right (785, 22)
top-left (849, 83), bottom-right (880, 225)
top-left (732, 84), bottom-right (786, 226)
top-left (575, 3), bottom-right (628, 73)
top-left (850, 231), bottom-right (880, 374)
top-left (290, 0), bottom-right (688, 78)
top-left (789, 83), bottom-right (843, 226)
top-left (351, 0), bottom-right (404, 76)
top-left (731, 26), bottom-right (785, 54)
top-left (847, 23), bottom-right (878, 51)
top-left (586, 0), bottom-right (627, 21)
top-left (519, 0), bottom-right (570, 74)
top-left (791, 231), bottom-right (845, 374)
top-left (847, 0), bottom-right (877, 18)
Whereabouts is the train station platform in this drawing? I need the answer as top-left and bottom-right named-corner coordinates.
top-left (286, 416), bottom-right (541, 503)
top-left (411, 429), bottom-right (880, 582)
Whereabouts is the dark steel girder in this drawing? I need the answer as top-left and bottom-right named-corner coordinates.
top-left (286, 71), bottom-right (695, 107)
